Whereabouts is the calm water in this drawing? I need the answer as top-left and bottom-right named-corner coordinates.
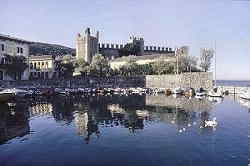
top-left (0, 95), bottom-right (249, 166)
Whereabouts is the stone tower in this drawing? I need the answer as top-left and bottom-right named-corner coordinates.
top-left (128, 36), bottom-right (144, 56)
top-left (76, 28), bottom-right (99, 63)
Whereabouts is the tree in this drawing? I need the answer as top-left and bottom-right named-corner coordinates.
top-left (75, 58), bottom-right (90, 76)
top-left (178, 55), bottom-right (198, 73)
top-left (152, 60), bottom-right (175, 75)
top-left (90, 54), bottom-right (111, 77)
top-left (200, 48), bottom-right (214, 72)
top-left (0, 54), bottom-right (28, 80)
top-left (54, 56), bottom-right (75, 78)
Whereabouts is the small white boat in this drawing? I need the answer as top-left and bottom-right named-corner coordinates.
top-left (54, 88), bottom-right (67, 95)
top-left (208, 87), bottom-right (223, 97)
top-left (0, 88), bottom-right (28, 97)
top-left (205, 117), bottom-right (218, 128)
top-left (239, 91), bottom-right (250, 100)
top-left (195, 88), bottom-right (206, 97)
top-left (173, 87), bottom-right (184, 95)
top-left (0, 88), bottom-right (28, 103)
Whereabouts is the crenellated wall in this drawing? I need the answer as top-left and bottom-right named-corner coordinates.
top-left (99, 43), bottom-right (174, 53)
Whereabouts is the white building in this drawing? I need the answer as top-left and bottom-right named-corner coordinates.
top-left (0, 34), bottom-right (30, 80)
top-left (29, 55), bottom-right (57, 80)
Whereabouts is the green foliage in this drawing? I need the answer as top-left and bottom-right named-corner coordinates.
top-left (0, 54), bottom-right (28, 79)
top-left (75, 58), bottom-right (90, 76)
top-left (152, 60), bottom-right (175, 75)
top-left (89, 54), bottom-right (111, 77)
top-left (72, 54), bottom-right (200, 78)
top-left (55, 58), bottom-right (75, 78)
top-left (178, 55), bottom-right (199, 73)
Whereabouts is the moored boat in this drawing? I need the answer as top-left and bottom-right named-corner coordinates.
top-left (239, 91), bottom-right (250, 100)
top-left (195, 88), bottom-right (206, 99)
top-left (208, 87), bottom-right (223, 97)
top-left (173, 87), bottom-right (184, 95)
top-left (0, 88), bottom-right (29, 103)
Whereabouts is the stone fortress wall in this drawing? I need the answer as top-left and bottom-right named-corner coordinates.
top-left (146, 72), bottom-right (213, 90)
top-left (98, 43), bottom-right (174, 53)
top-left (0, 72), bottom-right (213, 90)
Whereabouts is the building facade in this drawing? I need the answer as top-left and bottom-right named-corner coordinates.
top-left (76, 28), bottom-right (99, 63)
top-left (29, 55), bottom-right (56, 80)
top-left (0, 34), bottom-right (30, 80)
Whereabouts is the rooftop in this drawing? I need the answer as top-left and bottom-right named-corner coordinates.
top-left (0, 34), bottom-right (32, 44)
top-left (29, 55), bottom-right (54, 60)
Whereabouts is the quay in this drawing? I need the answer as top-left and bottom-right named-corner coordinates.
top-left (218, 86), bottom-right (250, 94)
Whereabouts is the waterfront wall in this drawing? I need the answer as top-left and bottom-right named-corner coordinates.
top-left (146, 72), bottom-right (213, 90)
top-left (0, 76), bottom-right (145, 88)
top-left (218, 86), bottom-right (250, 94)
top-left (0, 72), bottom-right (213, 89)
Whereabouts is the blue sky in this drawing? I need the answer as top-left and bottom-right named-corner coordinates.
top-left (1, 0), bottom-right (250, 80)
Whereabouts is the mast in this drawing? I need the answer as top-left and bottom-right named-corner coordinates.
top-left (214, 41), bottom-right (217, 87)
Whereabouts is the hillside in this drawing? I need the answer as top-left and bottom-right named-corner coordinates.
top-left (29, 42), bottom-right (76, 56)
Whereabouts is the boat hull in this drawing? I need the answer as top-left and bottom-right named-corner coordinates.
top-left (0, 94), bottom-right (14, 103)
top-left (240, 94), bottom-right (250, 100)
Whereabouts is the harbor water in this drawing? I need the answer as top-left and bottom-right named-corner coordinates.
top-left (0, 94), bottom-right (249, 166)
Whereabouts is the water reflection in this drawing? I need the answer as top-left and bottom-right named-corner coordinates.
top-left (238, 98), bottom-right (250, 112)
top-left (0, 103), bottom-right (30, 144)
top-left (0, 94), bottom-right (219, 144)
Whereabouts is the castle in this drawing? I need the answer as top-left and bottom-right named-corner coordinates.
top-left (76, 28), bottom-right (175, 63)
top-left (76, 28), bottom-right (99, 63)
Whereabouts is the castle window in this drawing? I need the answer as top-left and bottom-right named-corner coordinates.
top-left (17, 47), bottom-right (20, 53)
top-left (20, 48), bottom-right (23, 54)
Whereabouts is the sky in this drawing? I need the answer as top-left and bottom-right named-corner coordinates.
top-left (1, 0), bottom-right (250, 80)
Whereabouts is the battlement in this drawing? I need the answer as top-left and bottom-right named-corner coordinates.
top-left (99, 43), bottom-right (173, 52)
top-left (99, 43), bottom-right (125, 49)
top-left (144, 46), bottom-right (173, 52)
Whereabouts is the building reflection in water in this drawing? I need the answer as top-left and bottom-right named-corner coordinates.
top-left (0, 94), bottom-right (218, 144)
top-left (0, 103), bottom-right (30, 144)
top-left (29, 102), bottom-right (53, 117)
top-left (71, 94), bottom-right (217, 143)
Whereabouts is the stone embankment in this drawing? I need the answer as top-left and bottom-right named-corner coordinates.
top-left (218, 86), bottom-right (250, 94)
top-left (0, 72), bottom-right (213, 90)
top-left (146, 72), bottom-right (213, 90)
